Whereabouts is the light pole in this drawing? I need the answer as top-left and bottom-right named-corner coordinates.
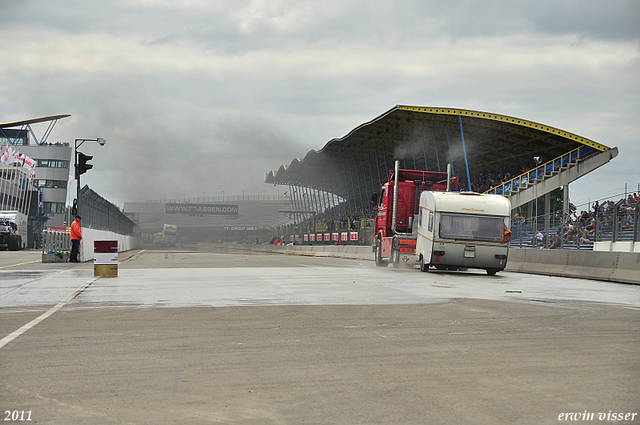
top-left (74, 138), bottom-right (106, 217)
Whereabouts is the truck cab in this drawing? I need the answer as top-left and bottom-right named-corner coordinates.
top-left (374, 162), bottom-right (457, 268)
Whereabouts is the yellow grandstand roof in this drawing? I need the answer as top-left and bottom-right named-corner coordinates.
top-left (265, 105), bottom-right (611, 192)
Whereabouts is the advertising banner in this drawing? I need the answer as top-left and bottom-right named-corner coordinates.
top-left (350, 232), bottom-right (358, 241)
top-left (166, 203), bottom-right (238, 215)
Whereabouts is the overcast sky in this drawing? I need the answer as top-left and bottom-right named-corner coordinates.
top-left (1, 0), bottom-right (638, 209)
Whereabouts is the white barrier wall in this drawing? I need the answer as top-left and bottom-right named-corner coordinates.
top-left (205, 243), bottom-right (640, 285)
top-left (79, 228), bottom-right (142, 262)
top-left (505, 248), bottom-right (640, 285)
top-left (594, 241), bottom-right (640, 253)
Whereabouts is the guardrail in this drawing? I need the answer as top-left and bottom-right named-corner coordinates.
top-left (41, 228), bottom-right (70, 253)
top-left (486, 146), bottom-right (598, 196)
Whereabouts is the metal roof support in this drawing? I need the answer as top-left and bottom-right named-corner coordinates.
top-left (458, 116), bottom-right (472, 191)
top-left (367, 151), bottom-right (377, 200)
top-left (382, 145), bottom-right (390, 179)
top-left (302, 185), bottom-right (310, 222)
top-left (348, 160), bottom-right (360, 215)
top-left (39, 120), bottom-right (60, 146)
top-left (331, 183), bottom-right (340, 221)
top-left (357, 156), bottom-right (370, 215)
top-left (421, 124), bottom-right (429, 171)
top-left (319, 188), bottom-right (326, 215)
top-left (410, 131), bottom-right (417, 169)
top-left (289, 185), bottom-right (296, 223)
top-left (302, 185), bottom-right (310, 218)
top-left (311, 186), bottom-right (320, 215)
top-left (331, 172), bottom-right (343, 219)
top-left (292, 185), bottom-right (301, 223)
top-left (342, 162), bottom-right (354, 216)
top-left (308, 186), bottom-right (314, 217)
top-left (288, 183), bottom-right (294, 215)
top-left (313, 187), bottom-right (321, 216)
top-left (324, 187), bottom-right (333, 218)
top-left (330, 171), bottom-right (342, 218)
top-left (432, 125), bottom-right (441, 172)
top-left (356, 157), bottom-right (366, 214)
top-left (374, 147), bottom-right (382, 186)
top-left (305, 186), bottom-right (313, 219)
top-left (319, 187), bottom-right (325, 216)
top-left (445, 122), bottom-right (455, 175)
top-left (321, 180), bottom-right (330, 219)
top-left (303, 185), bottom-right (311, 216)
top-left (296, 185), bottom-right (304, 224)
top-left (0, 128), bottom-right (24, 145)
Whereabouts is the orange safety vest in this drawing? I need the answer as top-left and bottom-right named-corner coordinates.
top-left (70, 220), bottom-right (82, 241)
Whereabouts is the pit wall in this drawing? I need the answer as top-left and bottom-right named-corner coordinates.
top-left (593, 241), bottom-right (640, 253)
top-left (505, 248), bottom-right (640, 285)
top-left (79, 228), bottom-right (142, 262)
top-left (225, 243), bottom-right (640, 285)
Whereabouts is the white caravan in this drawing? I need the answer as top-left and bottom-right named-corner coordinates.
top-left (416, 192), bottom-right (511, 275)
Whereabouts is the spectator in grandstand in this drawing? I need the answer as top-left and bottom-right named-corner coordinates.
top-left (513, 213), bottom-right (525, 225)
top-left (585, 216), bottom-right (596, 233)
top-left (580, 226), bottom-right (593, 245)
top-left (563, 222), bottom-right (579, 246)
top-left (534, 230), bottom-right (544, 248)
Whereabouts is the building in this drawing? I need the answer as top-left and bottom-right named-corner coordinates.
top-left (0, 116), bottom-right (72, 229)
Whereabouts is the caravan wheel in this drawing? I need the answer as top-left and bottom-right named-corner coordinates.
top-left (420, 255), bottom-right (429, 272)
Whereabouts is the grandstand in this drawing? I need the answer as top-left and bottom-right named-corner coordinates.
top-left (265, 105), bottom-right (618, 228)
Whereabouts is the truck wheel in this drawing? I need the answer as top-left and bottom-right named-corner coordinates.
top-left (420, 255), bottom-right (429, 272)
top-left (486, 269), bottom-right (498, 276)
top-left (391, 237), bottom-right (401, 268)
top-left (7, 234), bottom-right (20, 251)
top-left (375, 238), bottom-right (388, 267)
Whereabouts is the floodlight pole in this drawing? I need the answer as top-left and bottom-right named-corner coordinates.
top-left (74, 138), bottom-right (106, 217)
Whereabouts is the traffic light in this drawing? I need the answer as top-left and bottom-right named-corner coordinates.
top-left (76, 152), bottom-right (93, 177)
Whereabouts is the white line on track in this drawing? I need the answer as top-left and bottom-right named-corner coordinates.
top-left (0, 276), bottom-right (101, 350)
top-left (0, 260), bottom-right (41, 269)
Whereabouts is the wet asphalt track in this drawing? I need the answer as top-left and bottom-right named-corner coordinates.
top-left (0, 248), bottom-right (639, 424)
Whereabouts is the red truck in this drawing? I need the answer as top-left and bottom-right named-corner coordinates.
top-left (373, 161), bottom-right (458, 267)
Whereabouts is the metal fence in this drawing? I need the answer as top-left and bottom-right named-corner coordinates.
top-left (41, 229), bottom-right (70, 253)
top-left (510, 199), bottom-right (639, 250)
top-left (80, 185), bottom-right (139, 237)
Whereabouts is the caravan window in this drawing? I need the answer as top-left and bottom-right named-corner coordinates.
top-left (439, 213), bottom-right (505, 242)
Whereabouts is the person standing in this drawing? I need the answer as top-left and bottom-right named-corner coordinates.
top-left (70, 215), bottom-right (82, 263)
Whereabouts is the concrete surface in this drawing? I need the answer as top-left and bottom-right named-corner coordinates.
top-left (0, 248), bottom-right (639, 425)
